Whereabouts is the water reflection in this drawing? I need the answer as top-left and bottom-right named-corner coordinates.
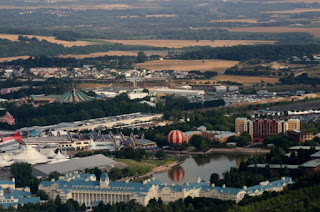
top-left (154, 153), bottom-right (254, 185)
top-left (168, 166), bottom-right (185, 182)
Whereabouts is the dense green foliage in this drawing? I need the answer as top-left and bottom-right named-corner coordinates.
top-left (0, 78), bottom-right (72, 100)
top-left (227, 132), bottom-right (251, 147)
top-left (263, 134), bottom-right (295, 151)
top-left (225, 68), bottom-right (270, 76)
top-left (230, 183), bottom-right (320, 211)
top-left (180, 44), bottom-right (320, 61)
top-left (10, 162), bottom-right (40, 194)
top-left (4, 94), bottom-right (157, 129)
top-left (280, 73), bottom-right (320, 85)
top-left (189, 135), bottom-right (212, 151)
top-left (74, 148), bottom-right (149, 162)
top-left (0, 55), bottom-right (148, 70)
top-left (0, 38), bottom-right (165, 58)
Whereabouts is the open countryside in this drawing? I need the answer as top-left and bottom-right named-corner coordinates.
top-left (263, 8), bottom-right (320, 14)
top-left (227, 27), bottom-right (320, 38)
top-left (213, 75), bottom-right (279, 84)
top-left (0, 34), bottom-right (95, 47)
top-left (135, 59), bottom-right (239, 72)
top-left (60, 50), bottom-right (168, 58)
top-left (104, 40), bottom-right (276, 48)
top-left (0, 4), bottom-right (140, 10)
top-left (0, 56), bottom-right (30, 63)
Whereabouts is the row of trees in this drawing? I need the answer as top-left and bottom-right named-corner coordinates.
top-left (180, 44), bottom-right (320, 61)
top-left (0, 38), bottom-right (165, 58)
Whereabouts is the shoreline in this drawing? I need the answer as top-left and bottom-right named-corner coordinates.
top-left (117, 160), bottom-right (183, 182)
top-left (164, 147), bottom-right (270, 155)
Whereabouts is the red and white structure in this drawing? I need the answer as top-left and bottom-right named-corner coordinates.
top-left (168, 166), bottom-right (185, 182)
top-left (167, 130), bottom-right (184, 145)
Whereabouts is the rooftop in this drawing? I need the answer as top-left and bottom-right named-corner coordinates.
top-left (33, 154), bottom-right (116, 176)
top-left (301, 159), bottom-right (320, 168)
top-left (310, 151), bottom-right (320, 158)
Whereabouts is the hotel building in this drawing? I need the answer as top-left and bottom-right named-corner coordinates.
top-left (39, 172), bottom-right (293, 207)
top-left (235, 118), bottom-right (300, 142)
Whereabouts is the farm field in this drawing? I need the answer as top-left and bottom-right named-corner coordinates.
top-left (0, 56), bottom-right (30, 62)
top-left (104, 40), bottom-right (275, 48)
top-left (135, 59), bottom-right (239, 72)
top-left (145, 14), bottom-right (177, 18)
top-left (0, 33), bottom-right (94, 47)
top-left (211, 19), bottom-right (276, 23)
top-left (263, 8), bottom-right (320, 14)
top-left (60, 50), bottom-right (168, 58)
top-left (0, 4), bottom-right (139, 10)
top-left (213, 75), bottom-right (279, 84)
top-left (227, 27), bottom-right (320, 38)
top-left (261, 0), bottom-right (320, 3)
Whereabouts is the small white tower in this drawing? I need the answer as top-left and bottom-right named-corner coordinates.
top-left (100, 172), bottom-right (110, 188)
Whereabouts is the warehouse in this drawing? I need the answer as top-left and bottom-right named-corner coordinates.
top-left (32, 154), bottom-right (117, 178)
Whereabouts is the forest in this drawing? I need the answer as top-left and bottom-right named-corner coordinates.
top-left (180, 44), bottom-right (320, 61)
top-left (0, 38), bottom-right (165, 58)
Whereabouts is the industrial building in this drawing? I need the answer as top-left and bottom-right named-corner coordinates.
top-left (153, 87), bottom-right (205, 97)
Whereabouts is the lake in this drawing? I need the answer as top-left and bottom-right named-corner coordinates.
top-left (153, 153), bottom-right (255, 184)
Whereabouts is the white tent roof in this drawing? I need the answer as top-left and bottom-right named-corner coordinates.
top-left (47, 149), bottom-right (56, 159)
top-left (88, 139), bottom-right (96, 150)
top-left (54, 151), bottom-right (67, 160)
top-left (12, 146), bottom-right (48, 165)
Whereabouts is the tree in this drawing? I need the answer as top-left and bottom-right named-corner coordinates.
top-left (37, 190), bottom-right (49, 200)
top-left (109, 167), bottom-right (122, 180)
top-left (189, 135), bottom-right (211, 151)
top-left (137, 51), bottom-right (148, 63)
top-left (10, 162), bottom-right (33, 187)
top-left (210, 173), bottom-right (220, 184)
top-left (155, 150), bottom-right (166, 160)
top-left (80, 203), bottom-right (86, 211)
top-left (48, 171), bottom-right (61, 181)
top-left (55, 195), bottom-right (62, 206)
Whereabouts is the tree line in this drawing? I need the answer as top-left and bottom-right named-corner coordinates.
top-left (0, 38), bottom-right (166, 58)
top-left (180, 44), bottom-right (320, 61)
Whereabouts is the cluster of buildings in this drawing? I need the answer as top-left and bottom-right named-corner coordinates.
top-left (183, 126), bottom-right (238, 143)
top-left (0, 68), bottom-right (24, 78)
top-left (0, 179), bottom-right (40, 208)
top-left (235, 118), bottom-right (303, 142)
top-left (249, 146), bottom-right (320, 176)
top-left (0, 113), bottom-right (161, 165)
top-left (39, 171), bottom-right (293, 207)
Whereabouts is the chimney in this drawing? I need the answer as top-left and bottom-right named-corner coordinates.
top-left (11, 178), bottom-right (15, 183)
top-left (51, 178), bottom-right (55, 182)
top-left (222, 184), bottom-right (226, 188)
top-left (211, 183), bottom-right (215, 187)
top-left (243, 185), bottom-right (247, 189)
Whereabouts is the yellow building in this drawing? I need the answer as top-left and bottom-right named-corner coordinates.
top-left (235, 118), bottom-right (248, 133)
top-left (287, 119), bottom-right (300, 131)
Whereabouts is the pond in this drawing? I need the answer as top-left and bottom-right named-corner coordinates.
top-left (153, 153), bottom-right (255, 185)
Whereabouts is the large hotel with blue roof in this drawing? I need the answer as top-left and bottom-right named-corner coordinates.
top-left (39, 172), bottom-right (293, 207)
